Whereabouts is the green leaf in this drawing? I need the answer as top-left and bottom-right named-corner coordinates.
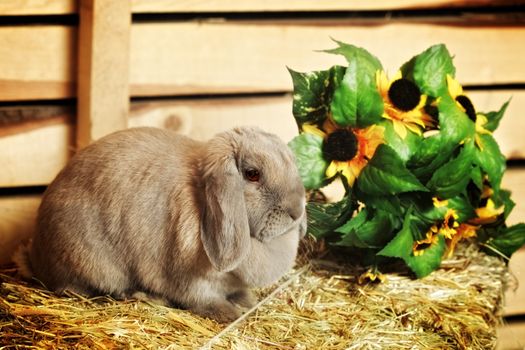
top-left (378, 211), bottom-right (445, 278)
top-left (473, 134), bottom-right (506, 195)
top-left (485, 223), bottom-right (525, 259)
top-left (288, 134), bottom-right (328, 190)
top-left (471, 166), bottom-right (484, 191)
top-left (426, 141), bottom-right (475, 199)
top-left (306, 196), bottom-right (355, 239)
top-left (408, 137), bottom-right (450, 182)
top-left (288, 66), bottom-right (345, 127)
top-left (446, 195), bottom-right (477, 222)
top-left (381, 120), bottom-right (421, 163)
top-left (401, 193), bottom-right (445, 224)
top-left (438, 95), bottom-right (476, 145)
top-left (354, 191), bottom-right (404, 217)
top-left (499, 189), bottom-right (516, 220)
top-left (407, 235), bottom-right (446, 278)
top-left (357, 144), bottom-right (428, 196)
top-left (326, 41), bottom-right (384, 127)
top-left (483, 99), bottom-right (510, 132)
top-left (411, 44), bottom-right (456, 97)
top-left (336, 209), bottom-right (398, 249)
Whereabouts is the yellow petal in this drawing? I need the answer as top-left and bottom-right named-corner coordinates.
top-left (326, 161), bottom-right (339, 178)
top-left (341, 166), bottom-right (356, 187)
top-left (446, 224), bottom-right (478, 258)
top-left (358, 269), bottom-right (386, 284)
top-left (393, 120), bottom-right (408, 139)
top-left (376, 70), bottom-right (390, 95)
top-left (392, 70), bottom-right (403, 81)
top-left (446, 74), bottom-right (463, 99)
top-left (475, 114), bottom-right (492, 135)
top-left (433, 197), bottom-right (449, 208)
top-left (471, 199), bottom-right (505, 225)
top-left (404, 122), bottom-right (423, 136)
top-left (302, 123), bottom-right (326, 138)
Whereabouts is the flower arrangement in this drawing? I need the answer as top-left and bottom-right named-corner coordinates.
top-left (288, 40), bottom-right (525, 279)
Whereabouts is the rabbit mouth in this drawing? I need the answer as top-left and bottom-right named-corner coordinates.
top-left (254, 217), bottom-right (298, 243)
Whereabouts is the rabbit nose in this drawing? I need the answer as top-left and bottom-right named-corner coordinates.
top-left (288, 204), bottom-right (304, 221)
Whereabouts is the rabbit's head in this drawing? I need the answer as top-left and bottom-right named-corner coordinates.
top-left (200, 127), bottom-right (306, 272)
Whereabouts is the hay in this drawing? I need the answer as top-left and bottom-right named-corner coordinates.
top-left (0, 242), bottom-right (508, 349)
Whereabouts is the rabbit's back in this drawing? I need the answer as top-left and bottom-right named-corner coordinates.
top-left (30, 127), bottom-right (206, 297)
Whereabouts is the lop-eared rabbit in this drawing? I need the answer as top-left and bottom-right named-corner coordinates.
top-left (25, 127), bottom-right (306, 322)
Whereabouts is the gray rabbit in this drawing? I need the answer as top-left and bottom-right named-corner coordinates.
top-left (25, 126), bottom-right (306, 322)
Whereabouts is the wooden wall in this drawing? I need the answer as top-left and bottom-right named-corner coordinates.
top-left (0, 1), bottom-right (524, 347)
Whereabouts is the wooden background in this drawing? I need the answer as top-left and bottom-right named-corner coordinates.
top-left (0, 1), bottom-right (524, 347)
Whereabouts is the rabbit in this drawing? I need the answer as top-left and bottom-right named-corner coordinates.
top-left (27, 126), bottom-right (306, 322)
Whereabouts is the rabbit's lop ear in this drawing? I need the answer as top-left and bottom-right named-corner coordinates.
top-left (200, 134), bottom-right (250, 272)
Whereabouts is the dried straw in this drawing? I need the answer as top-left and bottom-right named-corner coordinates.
top-left (0, 241), bottom-right (507, 349)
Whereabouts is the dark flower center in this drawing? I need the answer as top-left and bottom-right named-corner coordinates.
top-left (388, 78), bottom-right (421, 112)
top-left (415, 242), bottom-right (432, 251)
top-left (455, 95), bottom-right (477, 122)
top-left (323, 129), bottom-right (358, 162)
top-left (424, 104), bottom-right (439, 122)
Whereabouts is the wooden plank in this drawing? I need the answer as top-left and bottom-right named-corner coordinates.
top-left (0, 194), bottom-right (40, 265)
top-left (0, 90), bottom-right (524, 187)
top-left (1, 0), bottom-right (521, 15)
top-left (0, 0), bottom-right (76, 15)
top-left (0, 119), bottom-right (74, 187)
top-left (0, 26), bottom-right (76, 101)
top-left (130, 0), bottom-right (524, 12)
top-left (77, 0), bottom-right (131, 148)
top-left (497, 320), bottom-right (525, 349)
top-left (129, 21), bottom-right (525, 96)
top-left (504, 248), bottom-right (525, 317)
top-left (1, 21), bottom-right (525, 101)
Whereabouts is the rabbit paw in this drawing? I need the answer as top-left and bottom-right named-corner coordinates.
top-left (194, 300), bottom-right (243, 323)
top-left (227, 289), bottom-right (257, 311)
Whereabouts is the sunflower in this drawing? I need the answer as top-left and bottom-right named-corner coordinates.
top-left (470, 198), bottom-right (505, 225)
top-left (440, 209), bottom-right (460, 239)
top-left (445, 223), bottom-right (478, 258)
top-left (413, 226), bottom-right (440, 257)
top-left (446, 75), bottom-right (492, 149)
top-left (413, 208), bottom-right (460, 257)
top-left (377, 70), bottom-right (435, 139)
top-left (303, 118), bottom-right (384, 187)
top-left (358, 267), bottom-right (386, 284)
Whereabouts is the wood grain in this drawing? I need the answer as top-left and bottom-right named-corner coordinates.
top-left (76, 0), bottom-right (131, 148)
top-left (1, 0), bottom-right (520, 15)
top-left (504, 248), bottom-right (525, 318)
top-left (0, 194), bottom-right (41, 265)
top-left (498, 312), bottom-right (525, 349)
top-left (0, 25), bottom-right (76, 100)
top-left (1, 21), bottom-right (524, 101)
top-left (128, 21), bottom-right (525, 96)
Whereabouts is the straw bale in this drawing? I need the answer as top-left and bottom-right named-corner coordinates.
top-left (0, 242), bottom-right (507, 349)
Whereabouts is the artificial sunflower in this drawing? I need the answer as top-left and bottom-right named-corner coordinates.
top-left (358, 267), bottom-right (387, 284)
top-left (377, 70), bottom-right (435, 139)
top-left (304, 118), bottom-right (384, 186)
top-left (446, 75), bottom-right (492, 149)
top-left (445, 223), bottom-right (478, 258)
top-left (440, 209), bottom-right (460, 239)
top-left (414, 208), bottom-right (459, 257)
top-left (413, 226), bottom-right (440, 256)
top-left (470, 198), bottom-right (505, 225)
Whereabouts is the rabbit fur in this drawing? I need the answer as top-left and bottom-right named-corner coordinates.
top-left (28, 126), bottom-right (306, 322)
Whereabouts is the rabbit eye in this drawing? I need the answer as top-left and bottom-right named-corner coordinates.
top-left (244, 168), bottom-right (260, 182)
